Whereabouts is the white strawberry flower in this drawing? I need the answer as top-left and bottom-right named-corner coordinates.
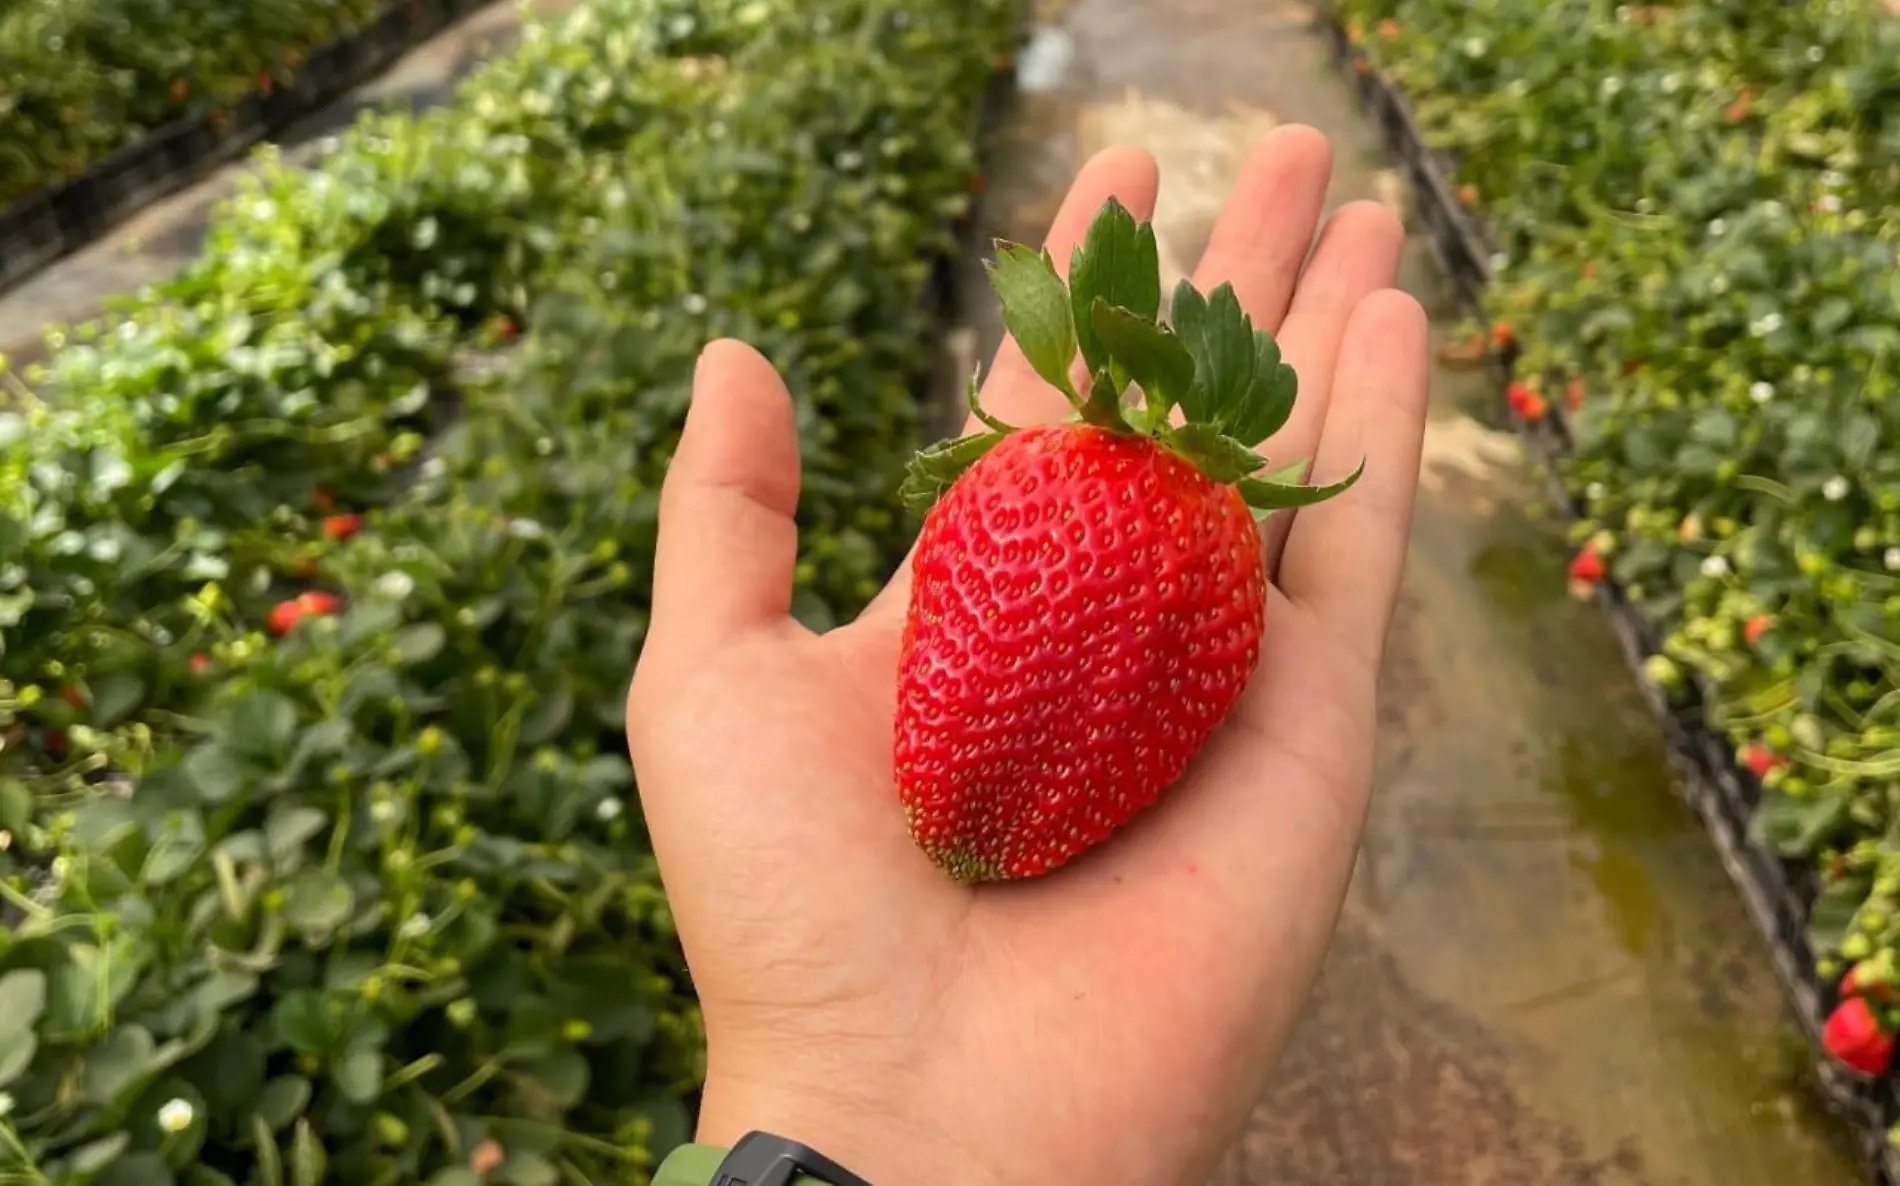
top-left (1885, 547), bottom-right (1900, 572)
top-left (1749, 380), bottom-right (1774, 403)
top-left (157, 1098), bottom-right (194, 1134)
top-left (596, 796), bottom-right (625, 821)
top-left (375, 570), bottom-right (415, 601)
top-left (1700, 555), bottom-right (1730, 578)
top-left (399, 912), bottom-right (431, 940)
top-left (1823, 475), bottom-right (1851, 501)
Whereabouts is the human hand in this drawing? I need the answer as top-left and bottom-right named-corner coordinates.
top-left (626, 127), bottom-right (1429, 1186)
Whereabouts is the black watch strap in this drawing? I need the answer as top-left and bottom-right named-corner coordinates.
top-left (653, 1131), bottom-right (876, 1186)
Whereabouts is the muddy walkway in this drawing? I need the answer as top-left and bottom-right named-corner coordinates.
top-left (973, 2), bottom-right (1864, 1182)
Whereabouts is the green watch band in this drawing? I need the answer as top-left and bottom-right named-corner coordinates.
top-left (652, 1141), bottom-right (836, 1186)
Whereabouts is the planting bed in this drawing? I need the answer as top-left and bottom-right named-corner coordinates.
top-left (0, 0), bottom-right (497, 297)
top-left (1322, 0), bottom-right (1900, 1178)
top-left (0, 0), bottom-right (1018, 1181)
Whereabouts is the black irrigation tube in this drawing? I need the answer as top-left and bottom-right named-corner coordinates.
top-left (1317, 13), bottom-right (1900, 1183)
top-left (0, 0), bottom-right (499, 300)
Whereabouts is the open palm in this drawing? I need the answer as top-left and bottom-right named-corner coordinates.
top-left (626, 128), bottom-right (1429, 1186)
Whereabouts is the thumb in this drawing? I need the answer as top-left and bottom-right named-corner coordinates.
top-left (648, 339), bottom-right (803, 656)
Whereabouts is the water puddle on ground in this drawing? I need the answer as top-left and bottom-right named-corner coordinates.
top-left (964, 2), bottom-right (1866, 1182)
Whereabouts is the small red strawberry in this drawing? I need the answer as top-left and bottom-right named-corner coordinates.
top-left (190, 652), bottom-right (212, 674)
top-left (1377, 18), bottom-right (1400, 38)
top-left (298, 591), bottom-right (342, 617)
top-left (1565, 378), bottom-right (1585, 410)
top-left (1823, 997), bottom-right (1894, 1077)
top-left (1741, 742), bottom-right (1786, 778)
top-left (268, 599), bottom-right (306, 637)
top-left (1568, 544), bottom-right (1605, 584)
top-left (1744, 614), bottom-right (1772, 646)
top-left (894, 200), bottom-right (1363, 883)
top-left (1491, 321), bottom-right (1515, 351)
top-left (495, 316), bottom-right (518, 342)
top-left (321, 513), bottom-right (364, 542)
top-left (1506, 382), bottom-right (1547, 423)
top-left (59, 685), bottom-right (84, 708)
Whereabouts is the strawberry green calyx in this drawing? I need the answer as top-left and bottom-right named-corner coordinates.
top-left (899, 198), bottom-right (1364, 519)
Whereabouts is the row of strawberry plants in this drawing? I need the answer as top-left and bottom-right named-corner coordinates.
top-left (0, 0), bottom-right (397, 210)
top-left (1332, 0), bottom-right (1900, 1087)
top-left (0, 0), bottom-right (1015, 1181)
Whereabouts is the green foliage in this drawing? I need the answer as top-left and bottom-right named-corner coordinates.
top-left (0, 0), bottom-right (1018, 1179)
top-left (1336, 0), bottom-right (1900, 1006)
top-left (0, 0), bottom-right (394, 208)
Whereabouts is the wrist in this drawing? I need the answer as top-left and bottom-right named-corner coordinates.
top-left (693, 1066), bottom-right (1005, 1186)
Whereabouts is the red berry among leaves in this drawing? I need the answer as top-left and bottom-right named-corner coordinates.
top-left (1506, 382), bottom-right (1547, 423)
top-left (190, 652), bottom-right (212, 674)
top-left (298, 591), bottom-right (342, 617)
top-left (1491, 321), bottom-right (1515, 351)
top-left (268, 600), bottom-right (305, 637)
top-left (1823, 997), bottom-right (1895, 1077)
top-left (321, 513), bottom-right (364, 542)
top-left (1567, 544), bottom-right (1605, 585)
top-left (270, 591), bottom-right (342, 636)
top-left (1565, 378), bottom-right (1585, 411)
top-left (1744, 614), bottom-right (1772, 646)
top-left (1741, 743), bottom-right (1786, 779)
top-left (894, 200), bottom-right (1363, 883)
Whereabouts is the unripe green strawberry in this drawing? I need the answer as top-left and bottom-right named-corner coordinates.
top-left (893, 200), bottom-right (1362, 883)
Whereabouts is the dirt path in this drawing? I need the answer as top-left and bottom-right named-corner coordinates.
top-left (967, 2), bottom-right (1864, 1182)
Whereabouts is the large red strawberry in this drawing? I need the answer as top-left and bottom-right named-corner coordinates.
top-left (893, 199), bottom-right (1362, 883)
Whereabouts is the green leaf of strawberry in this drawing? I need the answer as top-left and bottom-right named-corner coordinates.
top-left (1237, 459), bottom-right (1366, 514)
top-left (900, 430), bottom-right (1008, 515)
top-left (1169, 280), bottom-right (1298, 446)
top-left (1068, 197), bottom-right (1160, 373)
top-left (905, 199), bottom-right (1361, 519)
top-left (1088, 298), bottom-right (1193, 424)
top-left (985, 243), bottom-right (1079, 399)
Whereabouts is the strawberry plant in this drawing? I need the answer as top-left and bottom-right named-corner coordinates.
top-left (0, 0), bottom-right (394, 210)
top-left (0, 0), bottom-right (1017, 1179)
top-left (1334, 0), bottom-right (1900, 1085)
